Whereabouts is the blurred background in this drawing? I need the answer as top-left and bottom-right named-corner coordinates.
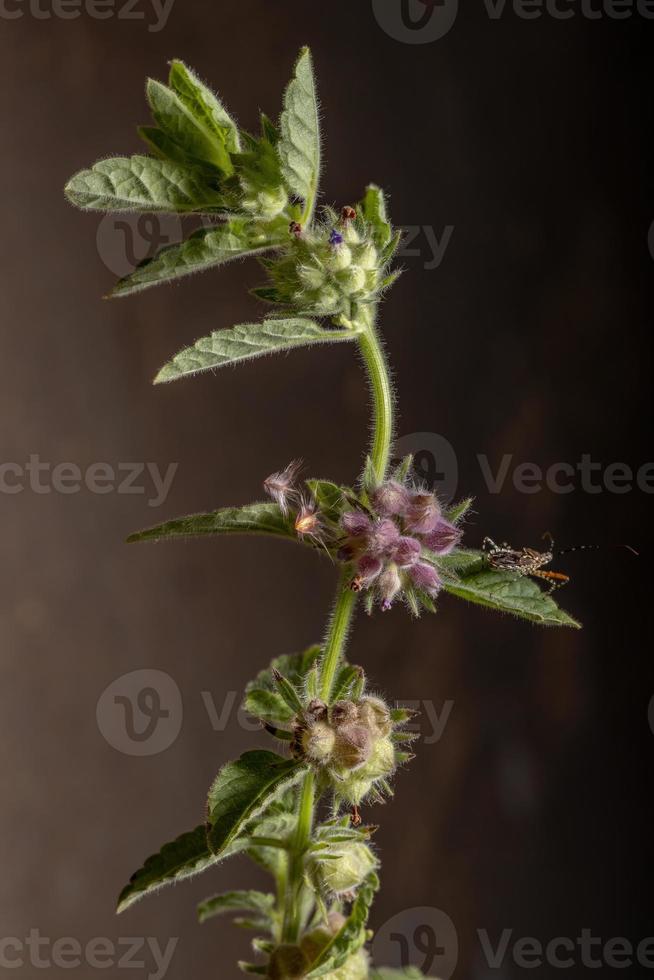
top-left (1, 2), bottom-right (652, 978)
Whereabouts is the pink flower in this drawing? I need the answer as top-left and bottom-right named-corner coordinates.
top-left (392, 536), bottom-right (421, 568)
top-left (341, 510), bottom-right (373, 538)
top-left (421, 519), bottom-right (462, 556)
top-left (409, 562), bottom-right (442, 597)
top-left (404, 492), bottom-right (441, 535)
top-left (368, 518), bottom-right (400, 556)
top-left (370, 480), bottom-right (410, 518)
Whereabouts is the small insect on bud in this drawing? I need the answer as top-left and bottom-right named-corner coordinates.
top-left (341, 205), bottom-right (357, 223)
top-left (421, 518), bottom-right (463, 556)
top-left (289, 220), bottom-right (302, 237)
top-left (392, 536), bottom-right (422, 568)
top-left (405, 491), bottom-right (441, 535)
top-left (370, 480), bottom-right (410, 518)
top-left (378, 562), bottom-right (402, 611)
top-left (263, 459), bottom-right (303, 516)
top-left (409, 561), bottom-right (442, 597)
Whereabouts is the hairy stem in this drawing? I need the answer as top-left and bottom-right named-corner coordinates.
top-left (319, 569), bottom-right (358, 701)
top-left (357, 312), bottom-right (394, 484)
top-left (282, 771), bottom-right (315, 942)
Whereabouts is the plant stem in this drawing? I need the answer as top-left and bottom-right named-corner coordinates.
top-left (356, 311), bottom-right (394, 484)
top-left (279, 307), bottom-right (395, 953)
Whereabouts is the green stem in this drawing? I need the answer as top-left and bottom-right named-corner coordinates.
top-left (356, 312), bottom-right (394, 484)
top-left (282, 771), bottom-right (315, 942)
top-left (319, 570), bottom-right (358, 701)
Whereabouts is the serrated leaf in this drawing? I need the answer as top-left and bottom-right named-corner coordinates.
top-left (244, 646), bottom-right (322, 725)
top-left (117, 825), bottom-right (239, 914)
top-left (110, 219), bottom-right (285, 297)
top-left (65, 156), bottom-right (225, 213)
top-left (278, 47), bottom-right (320, 215)
top-left (305, 872), bottom-right (380, 976)
top-left (197, 890), bottom-right (275, 925)
top-left (361, 184), bottom-right (392, 248)
top-left (446, 497), bottom-right (474, 523)
top-left (169, 60), bottom-right (240, 154)
top-left (147, 77), bottom-right (233, 174)
top-left (442, 555), bottom-right (581, 628)
top-left (154, 318), bottom-right (357, 384)
top-left (127, 501), bottom-right (295, 545)
top-left (207, 750), bottom-right (307, 854)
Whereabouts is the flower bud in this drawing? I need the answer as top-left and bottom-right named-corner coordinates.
top-left (299, 263), bottom-right (326, 290)
top-left (301, 721), bottom-right (336, 764)
top-left (368, 518), bottom-right (400, 556)
top-left (300, 913), bottom-right (347, 965)
top-left (268, 944), bottom-right (308, 980)
top-left (352, 555), bottom-right (382, 590)
top-left (370, 480), bottom-right (410, 518)
top-left (361, 734), bottom-right (395, 780)
top-left (339, 265), bottom-right (366, 294)
top-left (421, 518), bottom-right (462, 556)
top-left (405, 492), bottom-right (441, 535)
top-left (341, 510), bottom-right (372, 538)
top-left (357, 696), bottom-right (393, 738)
top-left (317, 841), bottom-right (377, 895)
top-left (358, 243), bottom-right (378, 271)
top-left (312, 286), bottom-right (341, 315)
top-left (378, 562), bottom-right (402, 611)
top-left (333, 723), bottom-right (373, 770)
top-left (408, 561), bottom-right (442, 597)
top-left (342, 223), bottom-right (362, 245)
top-left (322, 949), bottom-right (369, 980)
top-left (392, 535), bottom-right (421, 568)
top-left (327, 243), bottom-right (353, 272)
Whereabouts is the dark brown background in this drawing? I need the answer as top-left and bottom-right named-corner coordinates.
top-left (1, 2), bottom-right (652, 978)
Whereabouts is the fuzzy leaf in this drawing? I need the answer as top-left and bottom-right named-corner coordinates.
top-left (169, 60), bottom-right (240, 154)
top-left (446, 497), bottom-right (474, 523)
top-left (197, 890), bottom-right (275, 925)
top-left (117, 825), bottom-right (239, 914)
top-left (305, 871), bottom-right (380, 976)
top-left (361, 184), bottom-right (392, 248)
top-left (442, 553), bottom-right (581, 628)
top-left (278, 47), bottom-right (320, 212)
top-left (65, 156), bottom-right (225, 213)
top-left (154, 318), bottom-right (357, 384)
top-left (127, 501), bottom-right (295, 545)
top-left (147, 78), bottom-right (233, 173)
top-left (244, 646), bottom-right (322, 725)
top-left (207, 750), bottom-right (307, 854)
top-left (305, 479), bottom-right (348, 523)
top-left (110, 219), bottom-right (286, 297)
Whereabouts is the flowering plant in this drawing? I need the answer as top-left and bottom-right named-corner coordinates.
top-left (65, 48), bottom-right (578, 979)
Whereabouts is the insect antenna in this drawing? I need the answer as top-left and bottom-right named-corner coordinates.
top-left (555, 544), bottom-right (639, 557)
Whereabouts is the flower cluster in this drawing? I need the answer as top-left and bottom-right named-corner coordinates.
top-left (257, 207), bottom-right (393, 322)
top-left (339, 481), bottom-right (463, 611)
top-left (292, 694), bottom-right (415, 815)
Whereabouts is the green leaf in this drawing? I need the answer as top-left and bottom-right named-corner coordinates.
top-left (446, 497), bottom-right (474, 523)
top-left (127, 501), bottom-right (295, 545)
top-left (244, 646), bottom-right (322, 725)
top-left (361, 184), bottom-right (392, 248)
top-left (278, 47), bottom-right (320, 214)
top-left (154, 318), bottom-right (357, 384)
top-left (138, 125), bottom-right (203, 166)
top-left (207, 750), bottom-right (307, 854)
top-left (197, 890), bottom-right (275, 925)
top-left (169, 60), bottom-right (240, 154)
top-left (110, 218), bottom-right (285, 297)
top-left (442, 553), bottom-right (581, 628)
top-left (117, 825), bottom-right (238, 914)
top-left (305, 871), bottom-right (380, 976)
top-left (64, 156), bottom-right (225, 213)
top-left (147, 77), bottom-right (233, 174)
top-left (305, 479), bottom-right (348, 523)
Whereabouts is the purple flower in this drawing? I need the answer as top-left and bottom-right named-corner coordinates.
top-left (368, 518), bottom-right (400, 556)
top-left (370, 480), bottom-right (411, 518)
top-left (421, 519), bottom-right (462, 556)
top-left (341, 510), bottom-right (372, 538)
top-left (392, 536), bottom-right (421, 568)
top-left (354, 555), bottom-right (383, 588)
top-left (409, 561), bottom-right (442, 597)
top-left (329, 229), bottom-right (344, 247)
top-left (404, 492), bottom-right (441, 535)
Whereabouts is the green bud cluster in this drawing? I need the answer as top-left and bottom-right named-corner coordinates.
top-left (257, 210), bottom-right (392, 322)
top-left (269, 913), bottom-right (369, 979)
